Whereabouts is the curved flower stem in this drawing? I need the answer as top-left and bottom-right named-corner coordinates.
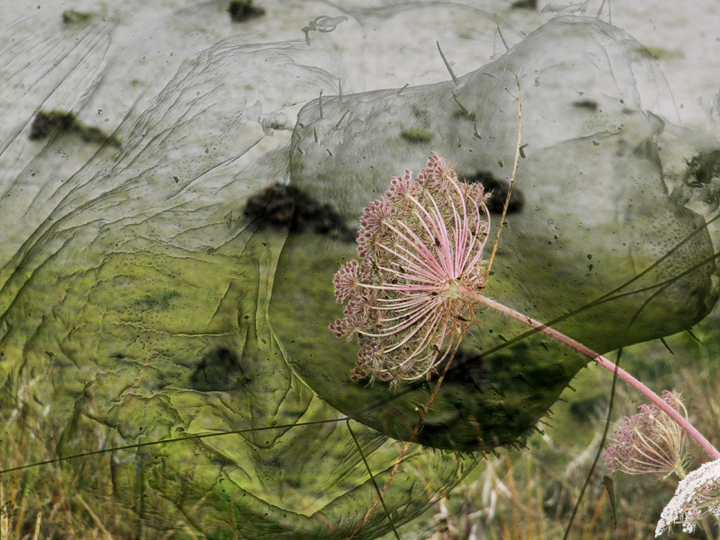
top-left (466, 290), bottom-right (720, 461)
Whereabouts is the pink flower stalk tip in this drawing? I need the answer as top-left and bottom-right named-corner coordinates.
top-left (603, 390), bottom-right (690, 479)
top-left (329, 153), bottom-right (491, 385)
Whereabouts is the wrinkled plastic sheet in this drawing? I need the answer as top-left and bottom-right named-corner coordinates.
top-left (0, 1), bottom-right (718, 539)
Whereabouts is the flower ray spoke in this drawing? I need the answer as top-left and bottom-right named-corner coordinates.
top-left (463, 198), bottom-right (490, 272)
top-left (426, 191), bottom-right (457, 277)
top-left (399, 316), bottom-right (451, 369)
top-left (373, 297), bottom-right (438, 311)
top-left (372, 293), bottom-right (433, 304)
top-left (378, 301), bottom-right (442, 323)
top-left (406, 194), bottom-right (453, 271)
top-left (384, 221), bottom-right (446, 278)
top-left (359, 282), bottom-right (437, 293)
top-left (385, 308), bottom-right (444, 354)
top-left (392, 310), bottom-right (447, 362)
top-left (361, 300), bottom-right (442, 339)
top-left (376, 264), bottom-right (438, 284)
top-left (446, 178), bottom-right (469, 276)
top-left (409, 194), bottom-right (454, 278)
top-left (376, 241), bottom-right (441, 282)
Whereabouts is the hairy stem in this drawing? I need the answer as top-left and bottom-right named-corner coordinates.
top-left (467, 290), bottom-right (720, 460)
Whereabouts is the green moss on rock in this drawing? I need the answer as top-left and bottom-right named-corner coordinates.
top-left (400, 127), bottom-right (434, 143)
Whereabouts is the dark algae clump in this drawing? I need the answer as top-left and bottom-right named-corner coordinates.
top-left (243, 183), bottom-right (353, 240)
top-left (687, 149), bottom-right (720, 185)
top-left (29, 110), bottom-right (121, 148)
top-left (462, 170), bottom-right (525, 214)
top-left (228, 0), bottom-right (265, 23)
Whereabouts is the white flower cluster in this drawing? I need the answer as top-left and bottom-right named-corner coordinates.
top-left (656, 458), bottom-right (720, 536)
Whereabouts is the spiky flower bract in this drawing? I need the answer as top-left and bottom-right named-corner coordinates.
top-left (603, 390), bottom-right (690, 479)
top-left (656, 458), bottom-right (720, 536)
top-left (329, 153), bottom-right (491, 385)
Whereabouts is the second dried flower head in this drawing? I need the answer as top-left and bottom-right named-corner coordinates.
top-left (603, 390), bottom-right (690, 479)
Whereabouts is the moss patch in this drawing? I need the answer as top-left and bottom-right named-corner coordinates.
top-left (62, 10), bottom-right (93, 24)
top-left (636, 46), bottom-right (684, 60)
top-left (400, 127), bottom-right (434, 143)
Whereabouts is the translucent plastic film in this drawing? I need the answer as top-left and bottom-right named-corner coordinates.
top-left (1, 1), bottom-right (719, 539)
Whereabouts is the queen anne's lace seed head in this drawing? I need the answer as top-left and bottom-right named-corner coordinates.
top-left (656, 458), bottom-right (720, 536)
top-left (603, 390), bottom-right (690, 479)
top-left (329, 153), bottom-right (491, 385)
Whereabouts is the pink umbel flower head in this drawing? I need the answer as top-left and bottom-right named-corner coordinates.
top-left (329, 153), bottom-right (491, 385)
top-left (603, 390), bottom-right (690, 479)
top-left (656, 458), bottom-right (720, 536)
